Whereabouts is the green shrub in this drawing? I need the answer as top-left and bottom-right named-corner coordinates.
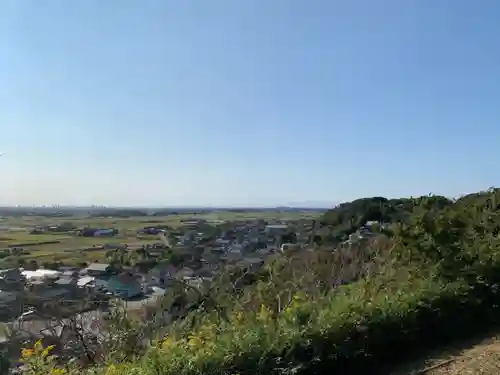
top-left (22, 188), bottom-right (500, 375)
top-left (86, 270), bottom-right (500, 375)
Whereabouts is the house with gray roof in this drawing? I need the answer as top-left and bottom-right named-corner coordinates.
top-left (84, 263), bottom-right (114, 277)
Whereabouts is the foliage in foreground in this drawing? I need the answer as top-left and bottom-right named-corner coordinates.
top-left (23, 272), bottom-right (500, 375)
top-left (17, 188), bottom-right (500, 375)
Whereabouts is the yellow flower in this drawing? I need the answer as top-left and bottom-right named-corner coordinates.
top-left (49, 369), bottom-right (66, 375)
top-left (105, 364), bottom-right (118, 375)
top-left (187, 334), bottom-right (203, 349)
top-left (42, 344), bottom-right (55, 358)
top-left (21, 348), bottom-right (35, 358)
top-left (235, 311), bottom-right (244, 321)
top-left (257, 304), bottom-right (271, 322)
top-left (161, 336), bottom-right (171, 348)
top-left (34, 339), bottom-right (43, 351)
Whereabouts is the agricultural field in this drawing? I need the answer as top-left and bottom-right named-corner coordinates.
top-left (0, 210), bottom-right (322, 268)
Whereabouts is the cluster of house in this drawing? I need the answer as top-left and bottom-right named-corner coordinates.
top-left (83, 262), bottom-right (214, 298)
top-left (163, 220), bottom-right (312, 261)
top-left (30, 224), bottom-right (119, 237)
top-left (0, 261), bottom-right (213, 360)
top-left (0, 219), bottom-right (318, 323)
top-left (0, 261), bottom-right (210, 315)
top-left (132, 219), bottom-right (312, 256)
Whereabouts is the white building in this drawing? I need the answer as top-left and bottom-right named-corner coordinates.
top-left (22, 269), bottom-right (61, 282)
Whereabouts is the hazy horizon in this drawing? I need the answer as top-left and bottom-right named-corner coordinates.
top-left (0, 201), bottom-right (335, 209)
top-left (2, 1), bottom-right (500, 206)
top-left (0, 188), bottom-right (493, 209)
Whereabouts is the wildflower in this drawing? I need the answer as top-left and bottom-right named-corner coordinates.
top-left (257, 304), bottom-right (271, 322)
top-left (232, 311), bottom-right (244, 323)
top-left (42, 344), bottom-right (55, 358)
top-left (187, 334), bottom-right (203, 349)
top-left (105, 364), bottom-right (118, 375)
top-left (21, 348), bottom-right (35, 358)
top-left (49, 369), bottom-right (66, 375)
top-left (161, 336), bottom-right (172, 348)
top-left (34, 339), bottom-right (43, 351)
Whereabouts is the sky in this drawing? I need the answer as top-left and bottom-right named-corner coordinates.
top-left (1, 1), bottom-right (500, 207)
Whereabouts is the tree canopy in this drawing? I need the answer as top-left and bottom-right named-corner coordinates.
top-left (319, 194), bottom-right (454, 243)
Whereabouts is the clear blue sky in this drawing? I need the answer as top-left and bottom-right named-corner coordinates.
top-left (1, 1), bottom-right (499, 207)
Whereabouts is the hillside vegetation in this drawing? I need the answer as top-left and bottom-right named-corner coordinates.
top-left (319, 194), bottom-right (454, 243)
top-left (17, 188), bottom-right (500, 375)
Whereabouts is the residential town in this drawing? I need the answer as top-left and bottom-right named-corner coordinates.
top-left (0, 209), bottom-right (385, 372)
top-left (0, 216), bottom-right (322, 347)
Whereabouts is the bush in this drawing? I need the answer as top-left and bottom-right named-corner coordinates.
top-left (20, 188), bottom-right (500, 375)
top-left (23, 268), bottom-right (500, 375)
top-left (84, 268), bottom-right (500, 375)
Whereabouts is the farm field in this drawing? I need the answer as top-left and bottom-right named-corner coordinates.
top-left (0, 210), bottom-right (322, 268)
top-left (0, 218), bottom-right (172, 267)
top-left (1, 210), bottom-right (320, 229)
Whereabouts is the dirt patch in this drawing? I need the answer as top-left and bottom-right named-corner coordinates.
top-left (425, 336), bottom-right (500, 374)
top-left (393, 333), bottom-right (500, 375)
